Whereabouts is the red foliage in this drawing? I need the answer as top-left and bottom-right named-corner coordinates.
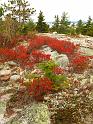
top-left (31, 50), bottom-right (50, 63)
top-left (0, 46), bottom-right (31, 67)
top-left (0, 34), bottom-right (78, 56)
top-left (70, 55), bottom-right (89, 73)
top-left (1, 35), bottom-right (92, 72)
top-left (28, 77), bottom-right (53, 101)
top-left (88, 56), bottom-right (93, 59)
top-left (0, 34), bottom-right (30, 48)
top-left (28, 36), bottom-right (46, 52)
top-left (15, 45), bottom-right (29, 59)
top-left (47, 38), bottom-right (77, 55)
top-left (52, 66), bottom-right (64, 75)
top-left (0, 45), bottom-right (50, 69)
top-left (0, 48), bottom-right (17, 62)
top-left (27, 36), bottom-right (78, 56)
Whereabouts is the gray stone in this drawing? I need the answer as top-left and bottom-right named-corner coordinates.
top-left (50, 51), bottom-right (59, 59)
top-left (7, 61), bottom-right (17, 66)
top-left (0, 64), bottom-right (4, 70)
top-left (55, 54), bottom-right (69, 67)
top-left (0, 75), bottom-right (10, 81)
top-left (0, 70), bottom-right (11, 76)
top-left (10, 75), bottom-right (20, 81)
top-left (42, 46), bottom-right (52, 53)
top-left (3, 64), bottom-right (10, 70)
top-left (53, 32), bottom-right (57, 34)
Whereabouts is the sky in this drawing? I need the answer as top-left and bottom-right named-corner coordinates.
top-left (1, 0), bottom-right (93, 22)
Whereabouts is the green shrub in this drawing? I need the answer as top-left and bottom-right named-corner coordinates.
top-left (38, 60), bottom-right (69, 91)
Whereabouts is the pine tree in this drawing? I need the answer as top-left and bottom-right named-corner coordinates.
top-left (19, 20), bottom-right (36, 34)
top-left (85, 16), bottom-right (93, 36)
top-left (59, 12), bottom-right (70, 34)
top-left (81, 16), bottom-right (93, 36)
top-left (36, 11), bottom-right (49, 33)
top-left (52, 15), bottom-right (60, 32)
top-left (86, 16), bottom-right (92, 28)
top-left (70, 23), bottom-right (76, 35)
top-left (0, 7), bottom-right (4, 19)
top-left (3, 0), bottom-right (35, 24)
top-left (76, 19), bottom-right (84, 34)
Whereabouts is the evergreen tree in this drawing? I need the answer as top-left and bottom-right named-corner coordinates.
top-left (0, 7), bottom-right (4, 33)
top-left (0, 7), bottom-right (4, 19)
top-left (86, 16), bottom-right (92, 28)
top-left (87, 23), bottom-right (93, 36)
top-left (36, 11), bottom-right (49, 33)
top-left (85, 16), bottom-right (93, 36)
top-left (76, 19), bottom-right (84, 34)
top-left (19, 20), bottom-right (36, 34)
top-left (3, 0), bottom-right (35, 24)
top-left (70, 23), bottom-right (76, 35)
top-left (80, 16), bottom-right (93, 36)
top-left (19, 0), bottom-right (35, 24)
top-left (52, 15), bottom-right (60, 32)
top-left (59, 12), bottom-right (70, 34)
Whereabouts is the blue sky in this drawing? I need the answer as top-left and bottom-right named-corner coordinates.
top-left (1, 0), bottom-right (93, 22)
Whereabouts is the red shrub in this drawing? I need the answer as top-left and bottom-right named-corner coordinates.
top-left (31, 50), bottom-right (51, 63)
top-left (0, 48), bottom-right (17, 62)
top-left (15, 45), bottom-right (29, 59)
top-left (0, 46), bottom-right (30, 67)
top-left (47, 39), bottom-right (77, 55)
top-left (52, 66), bottom-right (64, 75)
top-left (28, 77), bottom-right (53, 101)
top-left (70, 55), bottom-right (89, 73)
top-left (28, 36), bottom-right (46, 52)
top-left (1, 35), bottom-right (90, 72)
top-left (27, 36), bottom-right (78, 58)
top-left (0, 45), bottom-right (51, 69)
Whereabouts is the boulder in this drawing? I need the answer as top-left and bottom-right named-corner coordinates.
top-left (0, 75), bottom-right (10, 81)
top-left (10, 75), bottom-right (20, 81)
top-left (55, 54), bottom-right (69, 67)
top-left (0, 70), bottom-right (11, 76)
top-left (7, 61), bottom-right (17, 66)
top-left (0, 64), bottom-right (4, 70)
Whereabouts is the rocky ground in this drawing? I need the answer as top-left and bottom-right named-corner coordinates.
top-left (0, 33), bottom-right (93, 124)
top-left (0, 61), bottom-right (51, 124)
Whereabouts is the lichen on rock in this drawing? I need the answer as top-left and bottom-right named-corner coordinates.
top-left (6, 102), bottom-right (50, 124)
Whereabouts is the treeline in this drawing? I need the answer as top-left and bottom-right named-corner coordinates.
top-left (51, 13), bottom-right (93, 36)
top-left (33, 11), bottom-right (93, 37)
top-left (37, 11), bottom-right (93, 37)
top-left (0, 0), bottom-right (93, 39)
